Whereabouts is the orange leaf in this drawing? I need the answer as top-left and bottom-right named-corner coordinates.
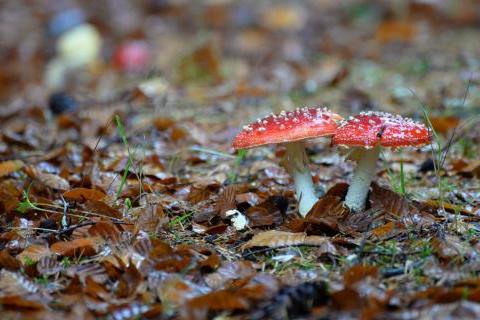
top-left (0, 295), bottom-right (44, 310)
top-left (0, 250), bottom-right (20, 271)
top-left (344, 265), bottom-right (378, 287)
top-left (187, 290), bottom-right (249, 312)
top-left (16, 244), bottom-right (51, 264)
top-left (370, 221), bottom-right (403, 239)
top-left (429, 116), bottom-right (460, 135)
top-left (0, 160), bottom-right (23, 177)
top-left (63, 188), bottom-right (106, 202)
top-left (375, 20), bottom-right (416, 43)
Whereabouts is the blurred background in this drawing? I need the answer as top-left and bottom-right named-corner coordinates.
top-left (0, 0), bottom-right (480, 150)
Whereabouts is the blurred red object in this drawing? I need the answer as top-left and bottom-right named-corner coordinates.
top-left (113, 41), bottom-right (151, 72)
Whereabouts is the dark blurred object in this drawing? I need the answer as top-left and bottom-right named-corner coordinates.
top-left (113, 41), bottom-right (151, 72)
top-left (48, 8), bottom-right (86, 37)
top-left (49, 92), bottom-right (78, 115)
top-left (39, 218), bottom-right (58, 232)
top-left (251, 282), bottom-right (329, 320)
top-left (418, 158), bottom-right (435, 173)
top-left (342, 87), bottom-right (374, 113)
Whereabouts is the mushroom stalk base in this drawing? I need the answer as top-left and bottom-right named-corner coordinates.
top-left (285, 141), bottom-right (317, 217)
top-left (344, 146), bottom-right (380, 212)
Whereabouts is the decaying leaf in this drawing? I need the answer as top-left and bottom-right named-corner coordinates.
top-left (0, 160), bottom-right (24, 177)
top-left (63, 188), bottom-right (106, 201)
top-left (370, 183), bottom-right (415, 217)
top-left (16, 244), bottom-right (51, 264)
top-left (343, 265), bottom-right (378, 287)
top-left (432, 235), bottom-right (469, 261)
top-left (0, 251), bottom-right (20, 271)
top-left (51, 237), bottom-right (103, 257)
top-left (37, 173), bottom-right (70, 191)
top-left (0, 295), bottom-right (45, 311)
top-left (88, 221), bottom-right (122, 244)
top-left (241, 230), bottom-right (332, 250)
top-left (305, 195), bottom-right (348, 234)
top-left (216, 185), bottom-right (237, 217)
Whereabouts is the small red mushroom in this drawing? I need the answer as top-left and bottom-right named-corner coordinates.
top-left (113, 41), bottom-right (151, 72)
top-left (332, 111), bottom-right (431, 212)
top-left (233, 107), bottom-right (343, 216)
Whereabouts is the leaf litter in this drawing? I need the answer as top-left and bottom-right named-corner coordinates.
top-left (0, 0), bottom-right (480, 319)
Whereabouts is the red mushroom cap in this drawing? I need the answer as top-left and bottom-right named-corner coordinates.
top-left (232, 107), bottom-right (343, 149)
top-left (113, 41), bottom-right (151, 72)
top-left (332, 111), bottom-right (431, 148)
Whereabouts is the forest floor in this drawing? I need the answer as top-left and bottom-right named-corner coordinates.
top-left (0, 1), bottom-right (480, 319)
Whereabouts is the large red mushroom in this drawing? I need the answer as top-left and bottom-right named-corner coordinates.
top-left (332, 111), bottom-right (431, 212)
top-left (233, 107), bottom-right (343, 216)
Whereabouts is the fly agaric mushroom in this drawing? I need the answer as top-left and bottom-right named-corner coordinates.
top-left (232, 107), bottom-right (343, 217)
top-left (332, 111), bottom-right (431, 212)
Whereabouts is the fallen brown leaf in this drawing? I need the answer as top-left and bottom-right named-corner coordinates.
top-left (63, 188), bottom-right (106, 202)
top-left (51, 237), bottom-right (103, 257)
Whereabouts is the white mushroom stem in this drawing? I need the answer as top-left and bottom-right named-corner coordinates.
top-left (284, 141), bottom-right (317, 217)
top-left (344, 146), bottom-right (380, 212)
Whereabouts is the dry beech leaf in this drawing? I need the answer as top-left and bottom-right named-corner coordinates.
top-left (153, 117), bottom-right (175, 131)
top-left (205, 261), bottom-right (256, 289)
top-left (370, 183), bottom-right (416, 217)
top-left (16, 244), bottom-right (51, 264)
top-left (178, 41), bottom-right (222, 84)
top-left (115, 262), bottom-right (142, 298)
top-left (343, 265), bottom-right (379, 287)
top-left (245, 206), bottom-right (276, 227)
top-left (375, 20), bottom-right (416, 43)
top-left (185, 289), bottom-right (250, 320)
top-left (51, 237), bottom-right (103, 257)
top-left (422, 199), bottom-right (474, 216)
top-left (305, 195), bottom-right (348, 234)
top-left (134, 204), bottom-right (168, 233)
top-left (188, 186), bottom-right (211, 204)
top-left (456, 159), bottom-right (480, 179)
top-left (429, 115), bottom-right (460, 135)
top-left (85, 275), bottom-right (111, 300)
top-left (0, 250), bottom-right (20, 271)
top-left (63, 188), bottom-right (106, 202)
top-left (85, 199), bottom-right (122, 219)
top-left (432, 235), bottom-right (469, 261)
top-left (0, 160), bottom-right (24, 177)
top-left (331, 288), bottom-right (362, 310)
top-left (88, 221), bottom-right (122, 244)
top-left (0, 270), bottom-right (39, 295)
top-left (197, 248), bottom-right (221, 272)
top-left (216, 185), bottom-right (237, 217)
top-left (370, 221), bottom-right (404, 239)
top-left (261, 5), bottom-right (305, 31)
top-left (241, 230), bottom-right (332, 250)
top-left (36, 256), bottom-right (61, 276)
top-left (0, 295), bottom-right (45, 311)
top-left (37, 173), bottom-right (70, 191)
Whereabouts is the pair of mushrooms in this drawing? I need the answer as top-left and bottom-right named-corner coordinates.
top-left (232, 108), bottom-right (431, 217)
